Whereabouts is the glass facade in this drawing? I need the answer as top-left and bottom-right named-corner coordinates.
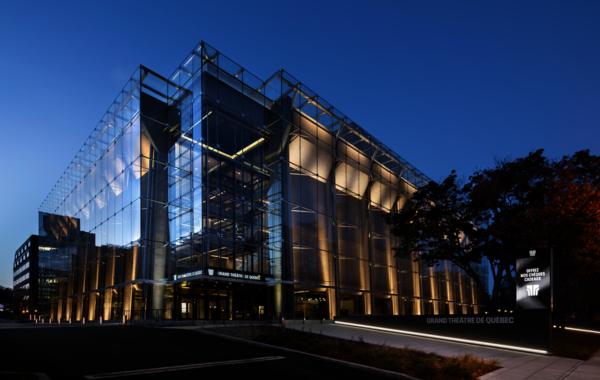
top-left (38, 41), bottom-right (486, 321)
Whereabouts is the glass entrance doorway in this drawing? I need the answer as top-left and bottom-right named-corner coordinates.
top-left (294, 289), bottom-right (330, 320)
top-left (181, 298), bottom-right (194, 319)
top-left (176, 280), bottom-right (275, 320)
top-left (340, 292), bottom-right (365, 316)
top-left (208, 290), bottom-right (230, 320)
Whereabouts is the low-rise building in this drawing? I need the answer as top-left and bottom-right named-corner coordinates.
top-left (13, 235), bottom-right (39, 318)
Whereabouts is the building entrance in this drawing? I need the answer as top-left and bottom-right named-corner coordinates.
top-left (230, 284), bottom-right (272, 320)
top-left (175, 279), bottom-right (274, 320)
top-left (181, 298), bottom-right (194, 319)
top-left (294, 288), bottom-right (330, 320)
top-left (208, 290), bottom-right (229, 320)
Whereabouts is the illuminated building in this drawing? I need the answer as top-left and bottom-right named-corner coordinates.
top-left (37, 41), bottom-right (486, 321)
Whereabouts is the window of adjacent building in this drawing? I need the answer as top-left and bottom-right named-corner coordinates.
top-left (14, 273), bottom-right (29, 285)
top-left (14, 262), bottom-right (29, 277)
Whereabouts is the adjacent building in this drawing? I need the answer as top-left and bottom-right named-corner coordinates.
top-left (13, 235), bottom-right (39, 317)
top-left (36, 41), bottom-right (486, 321)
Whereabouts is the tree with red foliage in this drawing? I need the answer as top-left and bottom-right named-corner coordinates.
top-left (385, 149), bottom-right (600, 318)
top-left (464, 149), bottom-right (599, 316)
top-left (527, 150), bottom-right (600, 321)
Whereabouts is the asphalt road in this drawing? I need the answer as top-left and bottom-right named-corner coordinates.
top-left (0, 325), bottom-right (391, 380)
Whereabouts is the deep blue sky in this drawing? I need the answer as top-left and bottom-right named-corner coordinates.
top-left (1, 1), bottom-right (599, 288)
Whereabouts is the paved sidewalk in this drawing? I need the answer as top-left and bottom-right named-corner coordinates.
top-left (565, 351), bottom-right (600, 380)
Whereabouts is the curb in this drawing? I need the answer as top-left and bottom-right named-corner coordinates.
top-left (193, 327), bottom-right (420, 380)
top-left (0, 372), bottom-right (51, 380)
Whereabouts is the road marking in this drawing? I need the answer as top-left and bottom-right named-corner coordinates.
top-left (84, 356), bottom-right (286, 379)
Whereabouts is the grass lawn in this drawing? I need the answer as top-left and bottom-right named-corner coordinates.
top-left (552, 328), bottom-right (600, 360)
top-left (209, 325), bottom-right (498, 380)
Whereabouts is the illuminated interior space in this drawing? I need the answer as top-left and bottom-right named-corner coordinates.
top-left (36, 41), bottom-right (487, 321)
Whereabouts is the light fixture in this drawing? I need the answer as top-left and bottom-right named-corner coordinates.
top-left (565, 327), bottom-right (600, 335)
top-left (334, 321), bottom-right (548, 354)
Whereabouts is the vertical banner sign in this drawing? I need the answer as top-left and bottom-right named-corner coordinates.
top-left (516, 248), bottom-right (552, 310)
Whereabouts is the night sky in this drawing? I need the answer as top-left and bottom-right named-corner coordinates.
top-left (1, 1), bottom-right (598, 288)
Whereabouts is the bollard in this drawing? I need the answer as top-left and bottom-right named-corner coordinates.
top-left (100, 316), bottom-right (102, 324)
top-left (69, 318), bottom-right (72, 324)
top-left (50, 318), bottom-right (52, 324)
top-left (58, 319), bottom-right (60, 324)
top-left (83, 317), bottom-right (85, 324)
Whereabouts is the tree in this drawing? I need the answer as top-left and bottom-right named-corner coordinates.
top-left (525, 150), bottom-right (600, 320)
top-left (471, 149), bottom-right (600, 318)
top-left (0, 286), bottom-right (14, 318)
top-left (0, 286), bottom-right (13, 303)
top-left (383, 171), bottom-right (489, 306)
top-left (466, 149), bottom-right (552, 308)
top-left (385, 149), bottom-right (600, 317)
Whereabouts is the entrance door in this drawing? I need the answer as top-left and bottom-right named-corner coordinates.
top-left (181, 298), bottom-right (193, 319)
top-left (208, 291), bottom-right (230, 320)
top-left (218, 298), bottom-right (227, 320)
top-left (209, 297), bottom-right (218, 320)
top-left (196, 299), bottom-right (205, 319)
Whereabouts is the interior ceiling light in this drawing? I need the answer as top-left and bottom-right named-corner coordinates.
top-left (181, 133), bottom-right (264, 162)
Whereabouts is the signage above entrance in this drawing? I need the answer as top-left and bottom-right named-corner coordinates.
top-left (174, 267), bottom-right (275, 282)
top-left (174, 267), bottom-right (275, 283)
top-left (207, 267), bottom-right (275, 282)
